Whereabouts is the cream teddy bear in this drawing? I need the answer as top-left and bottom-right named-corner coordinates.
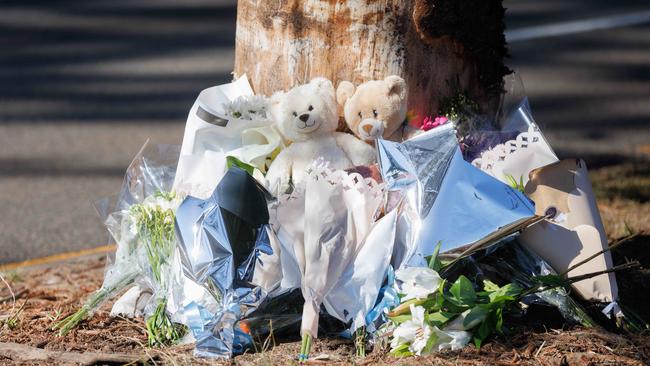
top-left (265, 77), bottom-right (376, 194)
top-left (337, 75), bottom-right (418, 143)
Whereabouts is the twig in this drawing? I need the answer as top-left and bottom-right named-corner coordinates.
top-left (119, 335), bottom-right (159, 366)
top-left (534, 340), bottom-right (546, 358)
top-left (2, 300), bottom-right (27, 330)
top-left (564, 261), bottom-right (640, 284)
top-left (0, 273), bottom-right (16, 314)
top-left (0, 288), bottom-right (26, 304)
top-left (560, 232), bottom-right (642, 277)
top-left (522, 261), bottom-right (641, 298)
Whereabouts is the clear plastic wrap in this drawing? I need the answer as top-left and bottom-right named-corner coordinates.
top-left (452, 72), bottom-right (558, 187)
top-left (54, 142), bottom-right (183, 342)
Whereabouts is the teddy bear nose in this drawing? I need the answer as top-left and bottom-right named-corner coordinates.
top-left (299, 113), bottom-right (309, 122)
top-left (362, 124), bottom-right (373, 133)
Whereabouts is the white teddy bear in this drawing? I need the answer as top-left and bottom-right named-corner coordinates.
top-left (265, 77), bottom-right (376, 194)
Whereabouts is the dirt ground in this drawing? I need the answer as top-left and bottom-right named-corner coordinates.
top-left (1, 162), bottom-right (650, 365)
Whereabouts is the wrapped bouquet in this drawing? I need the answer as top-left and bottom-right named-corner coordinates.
top-left (58, 73), bottom-right (640, 362)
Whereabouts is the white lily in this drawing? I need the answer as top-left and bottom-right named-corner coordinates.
top-left (395, 267), bottom-right (442, 301)
top-left (431, 327), bottom-right (471, 351)
top-left (390, 304), bottom-right (433, 355)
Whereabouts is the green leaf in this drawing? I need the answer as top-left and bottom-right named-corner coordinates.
top-left (226, 156), bottom-right (257, 176)
top-left (423, 331), bottom-right (439, 354)
top-left (390, 343), bottom-right (413, 357)
top-left (495, 306), bottom-right (504, 333)
top-left (463, 305), bottom-right (489, 330)
top-left (482, 280), bottom-right (500, 293)
top-left (449, 276), bottom-right (476, 307)
top-left (426, 241), bottom-right (444, 272)
top-left (440, 297), bottom-right (469, 314)
top-left (504, 173), bottom-right (526, 193)
top-left (420, 296), bottom-right (441, 312)
top-left (533, 274), bottom-right (567, 288)
top-left (488, 283), bottom-right (522, 303)
top-left (473, 317), bottom-right (492, 349)
top-left (388, 314), bottom-right (412, 325)
top-left (426, 311), bottom-right (456, 327)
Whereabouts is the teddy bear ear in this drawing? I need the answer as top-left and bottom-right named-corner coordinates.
top-left (310, 77), bottom-right (334, 92)
top-left (336, 81), bottom-right (355, 106)
top-left (385, 75), bottom-right (407, 99)
top-left (267, 91), bottom-right (284, 119)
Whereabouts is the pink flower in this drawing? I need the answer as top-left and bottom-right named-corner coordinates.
top-left (421, 116), bottom-right (449, 131)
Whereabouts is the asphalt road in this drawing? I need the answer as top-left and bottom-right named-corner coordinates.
top-left (1, 0), bottom-right (649, 263)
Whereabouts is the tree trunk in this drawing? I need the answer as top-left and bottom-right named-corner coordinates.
top-left (233, 0), bottom-right (507, 123)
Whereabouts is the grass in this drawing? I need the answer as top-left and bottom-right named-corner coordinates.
top-left (2, 271), bottom-right (23, 283)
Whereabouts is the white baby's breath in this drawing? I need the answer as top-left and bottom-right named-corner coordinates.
top-left (223, 95), bottom-right (268, 120)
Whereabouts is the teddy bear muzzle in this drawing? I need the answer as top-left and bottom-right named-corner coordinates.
top-left (358, 118), bottom-right (385, 141)
top-left (293, 112), bottom-right (320, 133)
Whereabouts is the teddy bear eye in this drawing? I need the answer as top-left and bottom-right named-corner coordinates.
top-left (358, 112), bottom-right (362, 119)
top-left (373, 109), bottom-right (378, 117)
top-left (292, 111), bottom-right (298, 117)
top-left (308, 105), bottom-right (314, 111)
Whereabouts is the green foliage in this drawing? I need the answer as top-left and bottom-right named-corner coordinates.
top-left (53, 270), bottom-right (138, 336)
top-left (448, 275), bottom-right (476, 307)
top-left (389, 274), bottom-right (525, 355)
top-left (427, 311), bottom-right (456, 327)
top-left (439, 90), bottom-right (479, 123)
top-left (467, 280), bottom-right (522, 348)
top-left (426, 241), bottom-right (444, 272)
top-left (504, 174), bottom-right (526, 193)
top-left (130, 196), bottom-right (176, 283)
top-left (226, 156), bottom-right (257, 176)
top-left (55, 191), bottom-right (181, 340)
top-left (390, 343), bottom-right (413, 357)
top-left (146, 299), bottom-right (186, 347)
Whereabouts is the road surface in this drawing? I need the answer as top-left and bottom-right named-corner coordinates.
top-left (1, 0), bottom-right (649, 263)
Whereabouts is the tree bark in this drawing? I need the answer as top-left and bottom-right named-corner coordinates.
top-left (234, 0), bottom-right (507, 122)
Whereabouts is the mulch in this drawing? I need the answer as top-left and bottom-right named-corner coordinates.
top-left (2, 247), bottom-right (649, 365)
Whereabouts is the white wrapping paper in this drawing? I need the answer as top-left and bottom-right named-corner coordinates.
top-left (274, 161), bottom-right (385, 338)
top-left (173, 75), bottom-right (282, 197)
top-left (472, 124), bottom-right (558, 186)
top-left (323, 209), bottom-right (398, 331)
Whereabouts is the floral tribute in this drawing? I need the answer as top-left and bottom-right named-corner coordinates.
top-left (55, 74), bottom-right (641, 362)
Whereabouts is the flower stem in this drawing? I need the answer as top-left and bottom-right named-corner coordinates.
top-left (146, 298), bottom-right (185, 347)
top-left (299, 333), bottom-right (312, 362)
top-left (52, 270), bottom-right (138, 336)
top-left (387, 298), bottom-right (426, 317)
top-left (355, 327), bottom-right (366, 357)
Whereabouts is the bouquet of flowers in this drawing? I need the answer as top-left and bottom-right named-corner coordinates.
top-left (275, 160), bottom-right (385, 360)
top-left (54, 143), bottom-right (186, 346)
top-left (56, 74), bottom-right (642, 362)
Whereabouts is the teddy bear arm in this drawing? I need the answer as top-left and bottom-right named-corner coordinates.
top-left (265, 147), bottom-right (294, 195)
top-left (334, 133), bottom-right (376, 166)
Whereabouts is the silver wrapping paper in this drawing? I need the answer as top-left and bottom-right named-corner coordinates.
top-left (377, 124), bottom-right (536, 265)
top-left (174, 167), bottom-right (275, 358)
